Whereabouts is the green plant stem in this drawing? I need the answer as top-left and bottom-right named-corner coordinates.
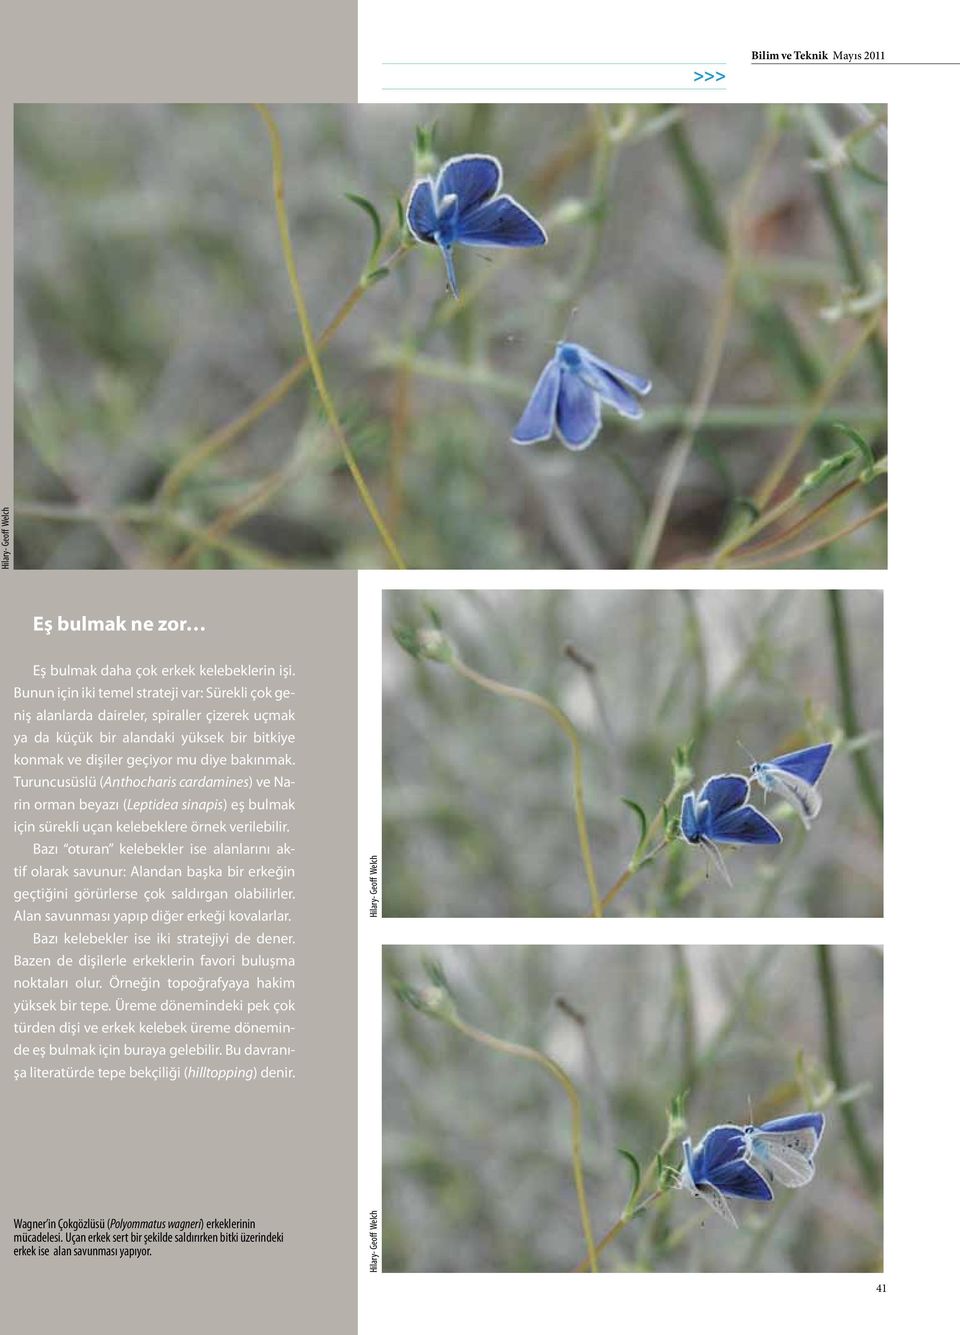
top-left (598, 839), bottom-right (669, 913)
top-left (448, 655), bottom-right (602, 917)
top-left (746, 310), bottom-right (884, 514)
top-left (572, 1214), bottom-right (630, 1272)
top-left (571, 1126), bottom-right (678, 1271)
top-left (254, 104), bottom-right (407, 569)
top-left (159, 292), bottom-right (344, 504)
top-left (732, 500), bottom-right (886, 567)
top-left (803, 107), bottom-right (887, 394)
top-left (636, 118), bottom-right (783, 568)
top-left (449, 1014), bottom-right (598, 1272)
top-left (15, 499), bottom-right (292, 568)
top-left (706, 474), bottom-right (863, 565)
top-left (814, 945), bottom-right (881, 1199)
top-left (665, 114), bottom-right (838, 459)
top-left (671, 945), bottom-right (697, 1093)
top-left (826, 591), bottom-right (883, 829)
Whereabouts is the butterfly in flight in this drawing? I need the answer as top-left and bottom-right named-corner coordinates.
top-left (512, 342), bottom-right (652, 450)
top-left (678, 1125), bottom-right (773, 1227)
top-left (743, 1112), bottom-right (825, 1188)
top-left (679, 773), bottom-right (782, 886)
top-left (406, 154), bottom-right (547, 298)
top-left (747, 742), bottom-right (833, 830)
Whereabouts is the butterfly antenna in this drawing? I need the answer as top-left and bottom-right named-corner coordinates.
top-left (736, 738), bottom-right (759, 768)
top-left (559, 305), bottom-right (579, 343)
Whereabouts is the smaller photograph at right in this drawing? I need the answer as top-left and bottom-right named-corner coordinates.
top-left (383, 588), bottom-right (882, 918)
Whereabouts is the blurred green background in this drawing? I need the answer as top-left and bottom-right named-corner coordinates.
top-left (14, 103), bottom-right (886, 569)
top-left (383, 944), bottom-right (882, 1272)
top-left (383, 589), bottom-right (882, 916)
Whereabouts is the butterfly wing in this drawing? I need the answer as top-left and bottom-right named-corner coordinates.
top-left (578, 347), bottom-right (652, 418)
top-left (764, 743), bottom-right (833, 786)
top-left (697, 1124), bottom-right (749, 1172)
top-left (435, 154), bottom-right (502, 213)
top-left (755, 1113), bottom-right (824, 1157)
top-left (699, 837), bottom-right (733, 887)
top-left (555, 368), bottom-right (602, 450)
top-left (680, 1132), bottom-right (739, 1226)
top-left (692, 1181), bottom-right (739, 1226)
top-left (707, 802), bottom-right (782, 847)
top-left (756, 767), bottom-right (823, 829)
top-left (511, 358), bottom-right (561, 445)
top-left (454, 195), bottom-right (548, 249)
top-left (680, 791), bottom-right (701, 843)
top-left (406, 179), bottom-right (439, 242)
top-left (708, 1155), bottom-right (775, 1202)
top-left (691, 1126), bottom-right (771, 1219)
top-left (746, 1112), bottom-right (824, 1187)
top-left (698, 774), bottom-right (750, 819)
top-left (747, 1137), bottom-right (815, 1188)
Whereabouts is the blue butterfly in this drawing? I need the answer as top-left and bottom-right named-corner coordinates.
top-left (747, 742), bottom-right (833, 830)
top-left (406, 154), bottom-right (547, 298)
top-left (679, 773), bottom-right (782, 886)
top-left (678, 1125), bottom-right (773, 1227)
top-left (511, 342), bottom-right (652, 450)
top-left (742, 1112), bottom-right (825, 1189)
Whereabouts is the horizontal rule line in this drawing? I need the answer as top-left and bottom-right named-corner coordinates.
top-left (381, 86), bottom-right (729, 92)
top-left (750, 60), bottom-right (960, 65)
top-left (382, 61), bottom-right (729, 66)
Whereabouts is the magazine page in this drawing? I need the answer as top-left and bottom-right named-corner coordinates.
top-left (3, 1), bottom-right (954, 1331)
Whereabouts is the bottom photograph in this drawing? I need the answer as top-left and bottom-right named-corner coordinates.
top-left (382, 944), bottom-right (882, 1273)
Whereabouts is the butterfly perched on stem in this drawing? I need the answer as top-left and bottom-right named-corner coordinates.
top-left (678, 1125), bottom-right (773, 1227)
top-left (512, 342), bottom-right (652, 450)
top-left (747, 742), bottom-right (833, 830)
top-left (743, 1112), bottom-right (825, 1188)
top-left (406, 154), bottom-right (547, 298)
top-left (679, 773), bottom-right (781, 886)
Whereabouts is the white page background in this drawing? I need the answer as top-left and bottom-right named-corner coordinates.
top-left (355, 8), bottom-right (957, 1324)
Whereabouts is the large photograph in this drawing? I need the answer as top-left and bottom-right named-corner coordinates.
top-left (383, 589), bottom-right (882, 917)
top-left (15, 103), bottom-right (886, 570)
top-left (383, 944), bottom-right (882, 1272)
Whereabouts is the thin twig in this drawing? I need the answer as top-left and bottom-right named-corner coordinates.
top-left (450, 1014), bottom-right (598, 1272)
top-left (448, 655), bottom-right (603, 918)
top-left (635, 118), bottom-right (783, 568)
top-left (254, 104), bottom-right (406, 568)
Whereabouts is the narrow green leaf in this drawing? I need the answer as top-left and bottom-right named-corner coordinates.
top-left (831, 420), bottom-right (880, 482)
top-left (345, 193), bottom-right (383, 269)
top-left (618, 1147), bottom-right (642, 1208)
top-left (620, 798), bottom-right (647, 846)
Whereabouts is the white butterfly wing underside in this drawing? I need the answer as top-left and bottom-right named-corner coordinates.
top-left (692, 1182), bottom-right (739, 1227)
top-left (747, 1129), bottom-right (819, 1188)
top-left (760, 767), bottom-right (823, 829)
top-left (700, 837), bottom-right (733, 887)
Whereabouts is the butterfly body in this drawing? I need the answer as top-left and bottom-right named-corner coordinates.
top-left (512, 342), bottom-right (652, 450)
top-left (678, 1125), bottom-right (773, 1227)
top-left (750, 742), bottom-right (833, 830)
top-left (743, 1112), bottom-right (825, 1188)
top-left (406, 154), bottom-right (547, 298)
top-left (679, 773), bottom-right (782, 885)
